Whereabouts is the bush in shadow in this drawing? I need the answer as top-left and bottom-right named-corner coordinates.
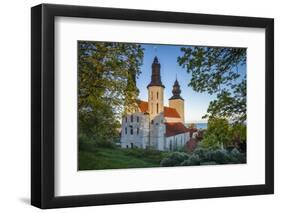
top-left (160, 152), bottom-right (190, 167)
top-left (160, 148), bottom-right (246, 167)
top-left (180, 154), bottom-right (200, 166)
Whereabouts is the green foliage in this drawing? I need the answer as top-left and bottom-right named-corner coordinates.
top-left (78, 41), bottom-right (144, 147)
top-left (206, 149), bottom-right (231, 164)
top-left (180, 154), bottom-right (200, 166)
top-left (178, 47), bottom-right (246, 123)
top-left (201, 118), bottom-right (231, 149)
top-left (160, 147), bottom-right (246, 167)
top-left (229, 148), bottom-right (244, 163)
top-left (193, 148), bottom-right (209, 161)
top-left (160, 152), bottom-right (189, 167)
top-left (230, 123), bottom-right (247, 144)
top-left (200, 118), bottom-right (247, 149)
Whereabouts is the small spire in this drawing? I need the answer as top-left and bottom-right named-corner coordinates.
top-left (169, 78), bottom-right (184, 100)
top-left (153, 56), bottom-right (159, 64)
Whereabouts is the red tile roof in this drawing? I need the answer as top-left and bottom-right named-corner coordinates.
top-left (137, 100), bottom-right (180, 118)
top-left (165, 122), bottom-right (189, 137)
top-left (164, 107), bottom-right (180, 118)
top-left (137, 100), bottom-right (148, 113)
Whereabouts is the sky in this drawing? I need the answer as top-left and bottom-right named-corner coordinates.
top-left (136, 44), bottom-right (246, 124)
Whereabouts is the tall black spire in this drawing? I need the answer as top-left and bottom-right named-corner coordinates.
top-left (147, 56), bottom-right (165, 88)
top-left (169, 78), bottom-right (184, 100)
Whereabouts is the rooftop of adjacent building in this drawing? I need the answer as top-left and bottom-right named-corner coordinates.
top-left (165, 122), bottom-right (197, 137)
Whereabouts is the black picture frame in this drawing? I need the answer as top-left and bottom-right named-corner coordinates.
top-left (31, 3), bottom-right (274, 209)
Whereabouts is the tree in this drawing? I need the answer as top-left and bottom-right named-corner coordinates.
top-left (78, 41), bottom-right (144, 146)
top-left (230, 123), bottom-right (246, 147)
top-left (178, 47), bottom-right (246, 123)
top-left (200, 117), bottom-right (246, 149)
top-left (201, 118), bottom-right (231, 149)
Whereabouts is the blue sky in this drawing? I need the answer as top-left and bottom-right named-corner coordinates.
top-left (136, 44), bottom-right (246, 124)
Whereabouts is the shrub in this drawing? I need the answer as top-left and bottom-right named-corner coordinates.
top-left (180, 154), bottom-right (200, 166)
top-left (193, 148), bottom-right (208, 161)
top-left (207, 149), bottom-right (231, 164)
top-left (160, 158), bottom-right (179, 167)
top-left (160, 147), bottom-right (245, 167)
top-left (160, 152), bottom-right (189, 167)
top-left (228, 148), bottom-right (243, 163)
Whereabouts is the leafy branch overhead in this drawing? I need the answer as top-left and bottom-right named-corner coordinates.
top-left (178, 47), bottom-right (246, 123)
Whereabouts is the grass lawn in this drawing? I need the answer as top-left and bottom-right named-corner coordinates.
top-left (79, 146), bottom-right (168, 170)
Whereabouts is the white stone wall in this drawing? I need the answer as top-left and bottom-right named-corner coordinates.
top-left (165, 132), bottom-right (190, 151)
top-left (120, 111), bottom-right (191, 152)
top-left (120, 112), bottom-right (149, 149)
top-left (149, 113), bottom-right (166, 150)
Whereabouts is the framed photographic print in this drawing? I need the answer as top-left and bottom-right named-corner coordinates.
top-left (31, 3), bottom-right (274, 209)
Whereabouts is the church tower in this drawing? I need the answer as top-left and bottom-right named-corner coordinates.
top-left (124, 68), bottom-right (139, 114)
top-left (169, 78), bottom-right (185, 123)
top-left (147, 56), bottom-right (165, 120)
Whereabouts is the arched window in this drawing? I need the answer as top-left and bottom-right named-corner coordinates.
top-left (125, 127), bottom-right (127, 135)
top-left (130, 126), bottom-right (133, 135)
top-left (156, 103), bottom-right (159, 114)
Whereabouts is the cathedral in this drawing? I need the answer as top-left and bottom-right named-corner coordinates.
top-left (120, 56), bottom-right (193, 151)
